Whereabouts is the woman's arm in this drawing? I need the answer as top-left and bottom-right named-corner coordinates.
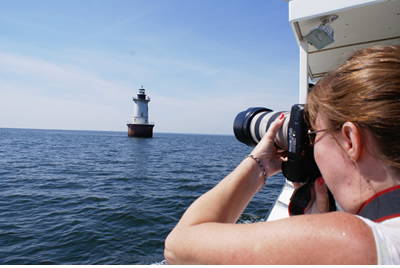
top-left (164, 114), bottom-right (377, 265)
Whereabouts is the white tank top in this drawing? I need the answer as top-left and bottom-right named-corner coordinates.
top-left (357, 216), bottom-right (400, 265)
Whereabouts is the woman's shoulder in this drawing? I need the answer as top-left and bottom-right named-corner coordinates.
top-left (253, 211), bottom-right (377, 264)
top-left (357, 215), bottom-right (400, 265)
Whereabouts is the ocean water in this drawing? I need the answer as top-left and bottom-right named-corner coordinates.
top-left (0, 128), bottom-right (285, 265)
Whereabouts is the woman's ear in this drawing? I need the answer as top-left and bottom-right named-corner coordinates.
top-left (341, 122), bottom-right (362, 162)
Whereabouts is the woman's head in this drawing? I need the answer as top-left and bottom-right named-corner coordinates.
top-left (305, 45), bottom-right (400, 172)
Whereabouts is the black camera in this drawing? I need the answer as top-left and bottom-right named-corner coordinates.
top-left (233, 104), bottom-right (336, 215)
top-left (233, 104), bottom-right (321, 183)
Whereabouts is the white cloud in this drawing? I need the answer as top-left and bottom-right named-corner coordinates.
top-left (0, 52), bottom-right (131, 101)
top-left (149, 89), bottom-right (297, 135)
top-left (0, 89), bottom-right (129, 131)
top-left (0, 52), bottom-right (133, 131)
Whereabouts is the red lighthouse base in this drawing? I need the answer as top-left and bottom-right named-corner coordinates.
top-left (127, 124), bottom-right (155, 138)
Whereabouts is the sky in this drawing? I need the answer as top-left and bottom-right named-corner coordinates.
top-left (0, 0), bottom-right (300, 135)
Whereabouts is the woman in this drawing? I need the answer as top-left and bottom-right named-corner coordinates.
top-left (164, 45), bottom-right (400, 264)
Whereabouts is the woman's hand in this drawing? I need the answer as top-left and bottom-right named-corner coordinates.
top-left (250, 113), bottom-right (287, 177)
top-left (303, 178), bottom-right (330, 214)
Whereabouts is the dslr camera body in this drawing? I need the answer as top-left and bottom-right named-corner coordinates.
top-left (233, 104), bottom-right (335, 215)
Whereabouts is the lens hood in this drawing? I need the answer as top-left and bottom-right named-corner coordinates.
top-left (233, 107), bottom-right (272, 147)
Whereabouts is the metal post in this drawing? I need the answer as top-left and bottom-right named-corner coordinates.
top-left (299, 40), bottom-right (309, 104)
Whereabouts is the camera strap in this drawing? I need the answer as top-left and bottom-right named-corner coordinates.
top-left (288, 183), bottom-right (312, 216)
top-left (358, 185), bottom-right (400, 222)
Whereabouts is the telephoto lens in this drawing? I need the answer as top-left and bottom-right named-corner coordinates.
top-left (233, 107), bottom-right (290, 150)
top-left (233, 105), bottom-right (334, 214)
top-left (234, 104), bottom-right (322, 183)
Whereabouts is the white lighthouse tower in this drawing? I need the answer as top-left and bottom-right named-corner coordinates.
top-left (127, 86), bottom-right (155, 137)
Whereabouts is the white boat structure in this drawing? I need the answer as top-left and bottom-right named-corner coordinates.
top-left (266, 0), bottom-right (400, 221)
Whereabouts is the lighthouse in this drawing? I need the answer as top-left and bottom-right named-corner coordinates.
top-left (127, 86), bottom-right (155, 137)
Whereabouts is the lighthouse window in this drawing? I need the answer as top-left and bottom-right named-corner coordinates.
top-left (141, 113), bottom-right (143, 117)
